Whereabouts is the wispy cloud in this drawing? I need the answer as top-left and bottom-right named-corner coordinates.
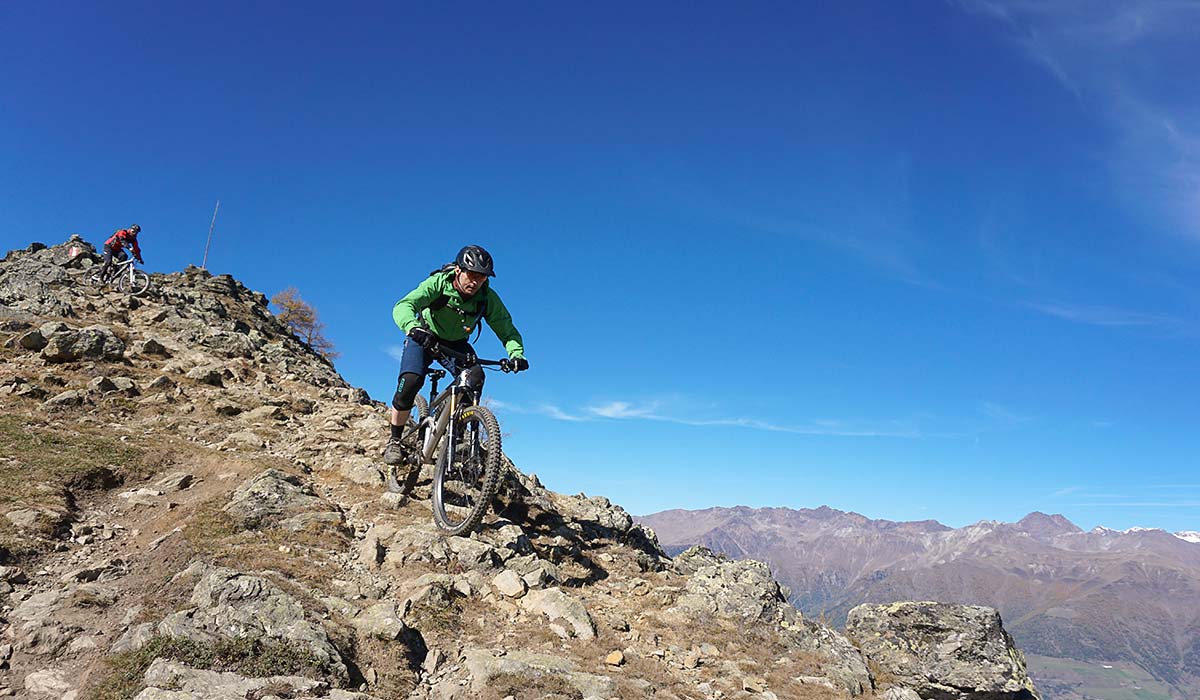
top-left (385, 345), bottom-right (406, 363)
top-left (745, 215), bottom-right (942, 290)
top-left (1051, 486), bottom-right (1085, 498)
top-left (1026, 300), bottom-right (1188, 331)
top-left (978, 401), bottom-right (1034, 425)
top-left (959, 0), bottom-right (1200, 238)
top-left (502, 398), bottom-right (926, 438)
top-left (487, 399), bottom-right (592, 422)
top-left (640, 153), bottom-right (942, 289)
top-left (587, 401), bottom-right (661, 420)
top-left (1060, 501), bottom-right (1200, 508)
top-left (538, 404), bottom-right (591, 423)
top-left (1050, 482), bottom-right (1200, 507)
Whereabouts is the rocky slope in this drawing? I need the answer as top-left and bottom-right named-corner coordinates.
top-left (637, 505), bottom-right (1200, 698)
top-left (0, 236), bottom-right (1040, 700)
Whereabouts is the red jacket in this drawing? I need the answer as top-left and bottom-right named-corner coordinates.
top-left (105, 229), bottom-right (142, 260)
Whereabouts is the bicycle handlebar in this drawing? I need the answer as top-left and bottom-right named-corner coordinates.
top-left (427, 341), bottom-right (514, 372)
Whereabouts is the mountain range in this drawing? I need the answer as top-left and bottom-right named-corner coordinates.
top-left (637, 505), bottom-right (1200, 698)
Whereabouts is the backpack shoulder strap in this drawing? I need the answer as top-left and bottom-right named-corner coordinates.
top-left (426, 283), bottom-right (489, 341)
top-left (422, 264), bottom-right (455, 312)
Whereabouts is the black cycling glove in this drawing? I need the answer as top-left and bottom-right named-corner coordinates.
top-left (511, 357), bottom-right (529, 373)
top-left (408, 327), bottom-right (437, 350)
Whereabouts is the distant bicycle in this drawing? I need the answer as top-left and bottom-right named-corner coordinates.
top-left (387, 341), bottom-right (516, 536)
top-left (88, 256), bottom-right (150, 296)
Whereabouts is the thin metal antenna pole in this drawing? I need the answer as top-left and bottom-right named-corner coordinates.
top-left (201, 199), bottom-right (220, 270)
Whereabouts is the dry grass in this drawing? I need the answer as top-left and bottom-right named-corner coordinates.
top-left (85, 635), bottom-right (327, 700)
top-left (865, 656), bottom-right (898, 690)
top-left (0, 413), bottom-right (162, 560)
top-left (483, 671), bottom-right (582, 700)
top-left (344, 632), bottom-right (422, 699)
top-left (183, 512), bottom-right (347, 587)
top-left (592, 608), bottom-right (862, 700)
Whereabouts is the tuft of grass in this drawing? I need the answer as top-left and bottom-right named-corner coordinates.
top-left (0, 414), bottom-right (152, 560)
top-left (0, 414), bottom-right (142, 495)
top-left (182, 500), bottom-right (240, 547)
top-left (485, 671), bottom-right (583, 700)
top-left (86, 635), bottom-right (326, 700)
top-left (182, 498), bottom-right (349, 587)
top-left (405, 591), bottom-right (465, 637)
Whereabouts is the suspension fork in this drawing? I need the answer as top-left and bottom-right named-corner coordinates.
top-left (451, 387), bottom-right (482, 474)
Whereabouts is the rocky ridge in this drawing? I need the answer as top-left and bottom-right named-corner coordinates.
top-left (0, 237), bottom-right (1040, 700)
top-left (637, 504), bottom-right (1200, 696)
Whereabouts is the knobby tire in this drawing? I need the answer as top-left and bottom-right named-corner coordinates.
top-left (126, 269), bottom-right (151, 296)
top-left (114, 268), bottom-right (150, 296)
top-left (86, 270), bottom-right (106, 296)
top-left (431, 404), bottom-right (502, 536)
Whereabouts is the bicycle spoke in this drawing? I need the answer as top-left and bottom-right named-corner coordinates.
top-left (431, 406), bottom-right (502, 536)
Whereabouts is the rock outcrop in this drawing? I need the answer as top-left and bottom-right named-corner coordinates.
top-left (0, 236), bottom-right (1041, 700)
top-left (847, 602), bottom-right (1041, 700)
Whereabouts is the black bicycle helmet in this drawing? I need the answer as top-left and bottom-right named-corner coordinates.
top-left (455, 244), bottom-right (495, 277)
top-left (130, 224), bottom-right (141, 233)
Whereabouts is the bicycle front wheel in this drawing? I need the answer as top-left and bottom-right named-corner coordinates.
top-left (432, 404), bottom-right (501, 536)
top-left (126, 269), bottom-right (150, 296)
top-left (386, 394), bottom-right (429, 494)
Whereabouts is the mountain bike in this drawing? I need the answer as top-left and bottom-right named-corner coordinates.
top-left (387, 342), bottom-right (517, 536)
top-left (88, 256), bottom-right (150, 296)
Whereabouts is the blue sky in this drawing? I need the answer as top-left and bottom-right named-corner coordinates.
top-left (2, 1), bottom-right (1198, 532)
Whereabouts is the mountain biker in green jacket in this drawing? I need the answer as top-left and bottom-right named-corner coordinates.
top-left (384, 245), bottom-right (528, 465)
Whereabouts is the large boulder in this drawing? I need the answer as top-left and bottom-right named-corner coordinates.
top-left (548, 492), bottom-right (635, 534)
top-left (40, 324), bottom-right (126, 362)
top-left (670, 545), bottom-right (796, 623)
top-left (199, 329), bottom-right (262, 358)
top-left (222, 469), bottom-right (330, 529)
top-left (846, 601), bottom-right (1041, 700)
top-left (457, 649), bottom-right (616, 699)
top-left (0, 241), bottom-right (79, 317)
top-left (156, 565), bottom-right (349, 681)
top-left (519, 588), bottom-right (596, 639)
top-left (669, 546), bottom-right (872, 695)
top-left (134, 659), bottom-right (382, 700)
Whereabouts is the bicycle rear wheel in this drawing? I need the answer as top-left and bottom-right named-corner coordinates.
top-left (86, 269), bottom-right (106, 294)
top-left (386, 394), bottom-right (428, 494)
top-left (432, 404), bottom-right (501, 536)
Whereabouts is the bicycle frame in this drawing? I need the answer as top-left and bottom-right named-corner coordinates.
top-left (99, 257), bottom-right (136, 282)
top-left (409, 344), bottom-right (503, 467)
top-left (414, 378), bottom-right (473, 467)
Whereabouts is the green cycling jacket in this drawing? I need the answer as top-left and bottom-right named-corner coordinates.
top-left (392, 272), bottom-right (525, 359)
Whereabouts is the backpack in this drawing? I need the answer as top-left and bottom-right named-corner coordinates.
top-left (425, 264), bottom-right (488, 341)
top-left (106, 229), bottom-right (134, 248)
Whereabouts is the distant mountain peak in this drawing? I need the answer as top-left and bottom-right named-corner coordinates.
top-left (1176, 531), bottom-right (1200, 544)
top-left (1125, 526), bottom-right (1166, 535)
top-left (1015, 512), bottom-right (1082, 536)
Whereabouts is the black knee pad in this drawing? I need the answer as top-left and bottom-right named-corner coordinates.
top-left (391, 372), bottom-right (424, 411)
